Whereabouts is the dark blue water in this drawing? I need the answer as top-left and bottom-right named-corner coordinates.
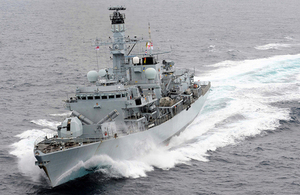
top-left (1, 0), bottom-right (300, 194)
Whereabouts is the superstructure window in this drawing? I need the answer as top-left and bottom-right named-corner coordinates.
top-left (81, 96), bottom-right (86, 100)
top-left (95, 96), bottom-right (100, 100)
top-left (88, 96), bottom-right (93, 100)
top-left (109, 95), bottom-right (114, 99)
top-left (102, 95), bottom-right (107, 99)
top-left (116, 94), bottom-right (121, 98)
top-left (142, 57), bottom-right (156, 65)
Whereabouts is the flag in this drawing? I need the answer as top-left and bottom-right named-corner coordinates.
top-left (146, 42), bottom-right (151, 49)
top-left (95, 46), bottom-right (100, 50)
top-left (151, 42), bottom-right (153, 50)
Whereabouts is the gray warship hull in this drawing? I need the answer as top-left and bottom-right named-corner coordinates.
top-left (36, 91), bottom-right (209, 187)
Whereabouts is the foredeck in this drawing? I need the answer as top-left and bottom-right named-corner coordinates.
top-left (35, 137), bottom-right (101, 154)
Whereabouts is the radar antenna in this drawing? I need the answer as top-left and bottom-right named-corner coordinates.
top-left (108, 6), bottom-right (126, 25)
top-left (108, 6), bottom-right (126, 11)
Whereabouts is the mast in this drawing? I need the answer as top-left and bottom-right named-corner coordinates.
top-left (109, 6), bottom-right (127, 82)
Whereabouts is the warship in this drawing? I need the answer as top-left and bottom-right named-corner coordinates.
top-left (34, 6), bottom-right (211, 187)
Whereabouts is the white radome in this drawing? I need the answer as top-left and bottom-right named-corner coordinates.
top-left (145, 68), bottom-right (157, 80)
top-left (98, 69), bottom-right (107, 77)
top-left (87, 70), bottom-right (99, 83)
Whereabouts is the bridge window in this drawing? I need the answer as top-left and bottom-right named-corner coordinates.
top-left (95, 96), bottom-right (100, 100)
top-left (81, 96), bottom-right (86, 100)
top-left (116, 94), bottom-right (121, 98)
top-left (88, 96), bottom-right (93, 100)
top-left (109, 95), bottom-right (114, 99)
top-left (102, 95), bottom-right (107, 99)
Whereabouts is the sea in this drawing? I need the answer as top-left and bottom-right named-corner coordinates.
top-left (1, 0), bottom-right (300, 194)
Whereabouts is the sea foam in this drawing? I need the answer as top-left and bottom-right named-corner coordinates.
top-left (255, 43), bottom-right (292, 50)
top-left (10, 121), bottom-right (57, 182)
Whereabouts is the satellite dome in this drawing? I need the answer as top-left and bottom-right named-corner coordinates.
top-left (133, 56), bottom-right (139, 64)
top-left (98, 69), bottom-right (106, 77)
top-left (145, 68), bottom-right (156, 80)
top-left (87, 70), bottom-right (99, 83)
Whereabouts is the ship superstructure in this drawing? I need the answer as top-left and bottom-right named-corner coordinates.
top-left (34, 6), bottom-right (211, 187)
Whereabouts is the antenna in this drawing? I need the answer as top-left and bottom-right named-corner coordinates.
top-left (108, 6), bottom-right (126, 11)
top-left (148, 22), bottom-right (152, 42)
top-left (95, 48), bottom-right (99, 71)
top-left (148, 22), bottom-right (153, 55)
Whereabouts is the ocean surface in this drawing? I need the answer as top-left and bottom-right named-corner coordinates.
top-left (1, 0), bottom-right (300, 194)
